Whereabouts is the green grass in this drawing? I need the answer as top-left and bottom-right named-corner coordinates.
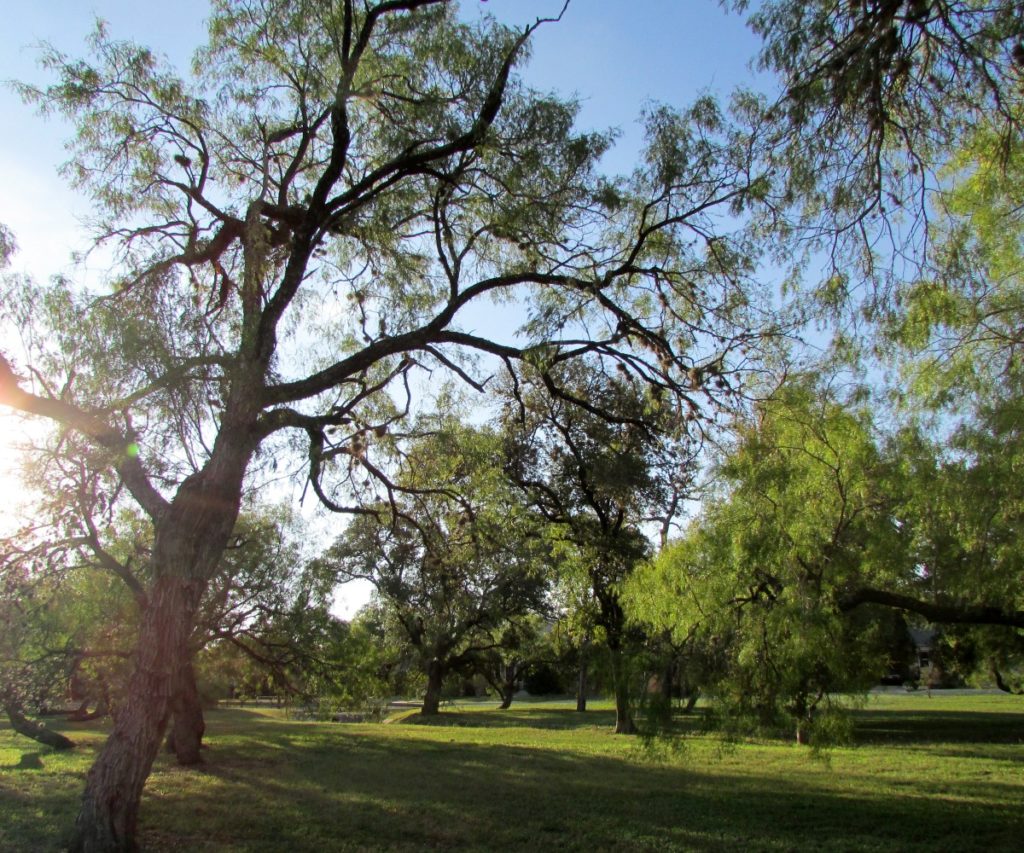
top-left (1, 692), bottom-right (1022, 851)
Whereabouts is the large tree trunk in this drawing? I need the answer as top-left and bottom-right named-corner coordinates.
top-left (421, 659), bottom-right (444, 716)
top-left (69, 573), bottom-right (205, 852)
top-left (3, 700), bottom-right (75, 751)
top-left (164, 659), bottom-right (205, 766)
top-left (69, 411), bottom-right (252, 851)
top-left (609, 647), bottom-right (635, 735)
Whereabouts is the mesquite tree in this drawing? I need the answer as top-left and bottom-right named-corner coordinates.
top-left (0, 1), bottom-right (773, 848)
top-left (321, 422), bottom-right (550, 716)
top-left (502, 362), bottom-right (693, 734)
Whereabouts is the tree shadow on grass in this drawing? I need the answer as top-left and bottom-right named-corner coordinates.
top-left (851, 709), bottom-right (1024, 746)
top-left (5, 707), bottom-right (1022, 852)
top-left (129, 711), bottom-right (1024, 852)
top-left (0, 753), bottom-right (89, 852)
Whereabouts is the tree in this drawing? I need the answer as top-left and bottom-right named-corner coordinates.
top-left (0, 1), bottom-right (773, 845)
top-left (0, 480), bottom-right (321, 762)
top-left (502, 362), bottom-right (688, 733)
top-left (627, 375), bottom-right (913, 743)
top-left (473, 615), bottom-right (552, 710)
top-left (629, 369), bottom-right (1024, 742)
top-left (877, 398), bottom-right (1024, 689)
top-left (322, 422), bottom-right (549, 715)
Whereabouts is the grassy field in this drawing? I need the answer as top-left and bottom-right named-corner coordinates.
top-left (1, 692), bottom-right (1022, 851)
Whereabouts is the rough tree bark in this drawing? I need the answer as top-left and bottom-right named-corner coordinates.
top-left (70, 574), bottom-right (207, 852)
top-left (164, 659), bottom-right (205, 766)
top-left (70, 433), bottom-right (250, 851)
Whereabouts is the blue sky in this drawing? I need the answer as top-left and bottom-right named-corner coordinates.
top-left (0, 1), bottom-right (773, 605)
top-left (0, 0), bottom-right (768, 281)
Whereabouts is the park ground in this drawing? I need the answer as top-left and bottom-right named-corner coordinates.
top-left (1, 692), bottom-right (1022, 851)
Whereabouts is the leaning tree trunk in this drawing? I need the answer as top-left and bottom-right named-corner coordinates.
top-left (68, 684), bottom-right (111, 723)
top-left (421, 659), bottom-right (445, 716)
top-left (164, 658), bottom-right (205, 766)
top-left (992, 664), bottom-right (1023, 695)
top-left (68, 395), bottom-right (253, 852)
top-left (70, 573), bottom-right (205, 852)
top-left (3, 699), bottom-right (75, 751)
top-left (608, 646), bottom-right (635, 735)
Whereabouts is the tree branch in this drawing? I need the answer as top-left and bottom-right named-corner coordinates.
top-left (0, 354), bottom-right (169, 521)
top-left (838, 586), bottom-right (1024, 629)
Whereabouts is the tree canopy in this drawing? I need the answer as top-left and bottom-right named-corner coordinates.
top-left (1, 0), bottom-right (1023, 847)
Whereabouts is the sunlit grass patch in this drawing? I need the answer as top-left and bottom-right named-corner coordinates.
top-left (1, 692), bottom-right (1021, 851)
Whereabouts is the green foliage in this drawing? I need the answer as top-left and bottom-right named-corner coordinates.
top-left (627, 375), bottom-right (905, 743)
top-left (735, 0), bottom-right (1024, 333)
top-left (881, 118), bottom-right (1024, 411)
top-left (320, 420), bottom-right (550, 705)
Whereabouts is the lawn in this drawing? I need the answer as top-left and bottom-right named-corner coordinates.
top-left (1, 692), bottom-right (1021, 851)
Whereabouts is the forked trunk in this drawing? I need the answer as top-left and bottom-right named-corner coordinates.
top-left (421, 659), bottom-right (444, 716)
top-left (70, 574), bottom-right (204, 852)
top-left (164, 659), bottom-right (205, 766)
top-left (68, 398), bottom-right (253, 851)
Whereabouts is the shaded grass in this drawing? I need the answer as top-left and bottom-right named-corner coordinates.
top-left (0, 692), bottom-right (1021, 851)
